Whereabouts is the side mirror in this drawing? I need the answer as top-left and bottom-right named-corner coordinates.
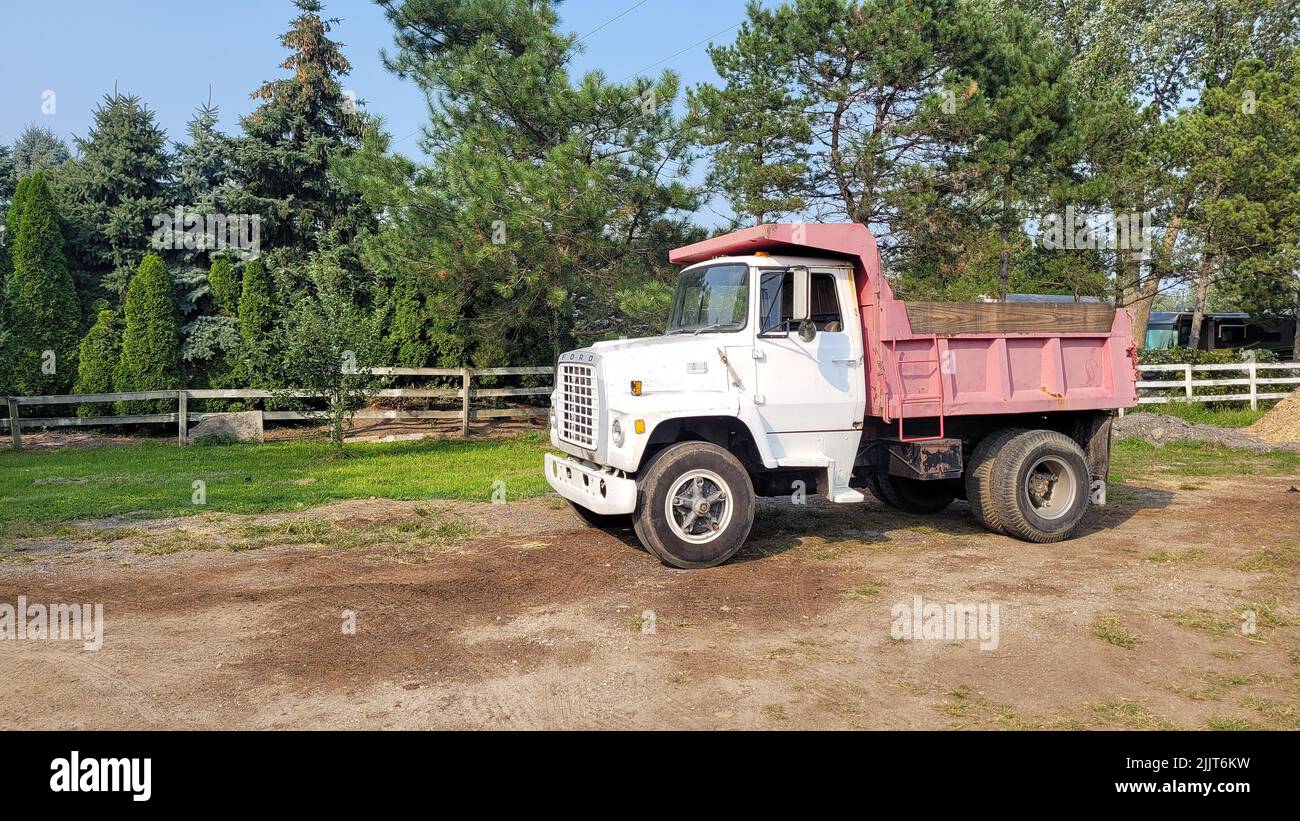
top-left (790, 266), bottom-right (811, 322)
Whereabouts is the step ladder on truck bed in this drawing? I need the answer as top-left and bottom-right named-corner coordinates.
top-left (890, 335), bottom-right (946, 442)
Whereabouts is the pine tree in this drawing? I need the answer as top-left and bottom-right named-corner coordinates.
top-left (231, 0), bottom-right (369, 262)
top-left (74, 305), bottom-right (121, 416)
top-left (6, 171), bottom-right (80, 395)
top-left (347, 0), bottom-right (701, 365)
top-left (54, 92), bottom-right (169, 299)
top-left (689, 18), bottom-right (810, 224)
top-left (113, 254), bottom-right (182, 413)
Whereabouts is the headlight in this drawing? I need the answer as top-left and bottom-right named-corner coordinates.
top-left (611, 418), bottom-right (625, 448)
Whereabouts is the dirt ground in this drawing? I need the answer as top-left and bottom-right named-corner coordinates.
top-left (1, 473), bottom-right (1298, 730)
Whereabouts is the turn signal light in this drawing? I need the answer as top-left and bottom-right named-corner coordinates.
top-left (634, 419), bottom-right (646, 434)
top-left (630, 380), bottom-right (642, 396)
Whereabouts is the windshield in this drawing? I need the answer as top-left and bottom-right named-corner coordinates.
top-left (666, 263), bottom-right (749, 334)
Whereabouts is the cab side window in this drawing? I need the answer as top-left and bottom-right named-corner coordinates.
top-left (759, 272), bottom-right (843, 332)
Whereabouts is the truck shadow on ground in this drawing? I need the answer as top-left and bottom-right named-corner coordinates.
top-left (1069, 483), bottom-right (1175, 537)
top-left (603, 484), bottom-right (1176, 564)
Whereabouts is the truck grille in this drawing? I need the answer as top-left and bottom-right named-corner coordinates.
top-left (558, 362), bottom-right (599, 449)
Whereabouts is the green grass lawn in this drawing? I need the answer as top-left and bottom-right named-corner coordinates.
top-left (3, 428), bottom-right (1297, 540)
top-left (0, 431), bottom-right (552, 537)
top-left (1110, 437), bottom-right (1300, 484)
top-left (1129, 401), bottom-right (1272, 428)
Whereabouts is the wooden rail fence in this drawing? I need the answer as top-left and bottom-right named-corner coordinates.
top-left (3, 366), bottom-right (552, 450)
top-left (6, 362), bottom-right (1297, 449)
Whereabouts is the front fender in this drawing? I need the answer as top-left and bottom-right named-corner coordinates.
top-left (608, 393), bottom-right (779, 473)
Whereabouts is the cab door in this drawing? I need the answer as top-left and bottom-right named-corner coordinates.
top-left (752, 267), bottom-right (863, 434)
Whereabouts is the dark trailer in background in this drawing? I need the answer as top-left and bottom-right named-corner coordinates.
top-left (1144, 310), bottom-right (1296, 356)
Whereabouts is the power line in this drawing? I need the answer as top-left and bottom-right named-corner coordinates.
top-left (578, 0), bottom-right (650, 43)
top-left (394, 9), bottom-right (738, 145)
top-left (619, 21), bottom-right (740, 83)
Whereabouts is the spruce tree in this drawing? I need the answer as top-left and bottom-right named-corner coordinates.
top-left (6, 171), bottom-right (80, 395)
top-left (170, 102), bottom-right (242, 387)
top-left (113, 254), bottom-right (182, 413)
top-left (4, 125), bottom-right (70, 196)
top-left (54, 92), bottom-right (169, 299)
top-left (232, 0), bottom-right (369, 262)
top-left (74, 305), bottom-right (121, 416)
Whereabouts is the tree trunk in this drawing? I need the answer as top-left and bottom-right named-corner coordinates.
top-left (1292, 284), bottom-right (1300, 362)
top-left (1130, 200), bottom-right (1188, 349)
top-left (998, 170), bottom-right (1012, 300)
top-left (1188, 249), bottom-right (1214, 351)
top-left (1188, 182), bottom-right (1224, 352)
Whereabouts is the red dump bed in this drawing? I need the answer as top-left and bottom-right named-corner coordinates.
top-left (669, 223), bottom-right (1139, 423)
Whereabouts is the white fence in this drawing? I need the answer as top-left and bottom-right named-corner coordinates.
top-left (1131, 361), bottom-right (1300, 411)
top-left (2, 366), bottom-right (552, 450)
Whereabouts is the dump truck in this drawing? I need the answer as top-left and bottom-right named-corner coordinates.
top-left (545, 223), bottom-right (1138, 568)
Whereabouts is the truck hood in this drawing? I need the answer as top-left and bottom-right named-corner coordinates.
top-left (583, 335), bottom-right (737, 397)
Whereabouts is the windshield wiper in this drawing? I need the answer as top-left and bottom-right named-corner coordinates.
top-left (665, 323), bottom-right (733, 335)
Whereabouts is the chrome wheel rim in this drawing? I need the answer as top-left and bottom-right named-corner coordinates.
top-left (664, 469), bottom-right (732, 544)
top-left (1024, 456), bottom-right (1077, 520)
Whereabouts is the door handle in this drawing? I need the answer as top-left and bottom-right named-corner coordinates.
top-left (832, 357), bottom-right (861, 365)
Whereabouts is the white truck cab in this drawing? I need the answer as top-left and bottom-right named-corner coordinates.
top-left (546, 253), bottom-right (867, 567)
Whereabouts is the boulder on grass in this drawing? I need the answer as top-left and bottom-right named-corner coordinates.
top-left (188, 411), bottom-right (264, 444)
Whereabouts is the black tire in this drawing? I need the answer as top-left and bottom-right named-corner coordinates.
top-left (964, 428), bottom-right (1025, 535)
top-left (867, 472), bottom-right (954, 514)
top-left (567, 501), bottom-right (632, 530)
top-left (632, 441), bottom-right (755, 569)
top-left (989, 429), bottom-right (1090, 543)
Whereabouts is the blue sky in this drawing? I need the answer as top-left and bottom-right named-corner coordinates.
top-left (0, 0), bottom-right (756, 158)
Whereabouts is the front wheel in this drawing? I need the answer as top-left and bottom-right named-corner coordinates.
top-left (632, 441), bottom-right (756, 569)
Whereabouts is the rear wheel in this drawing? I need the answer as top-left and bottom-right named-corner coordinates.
top-left (633, 441), bottom-right (755, 569)
top-left (568, 501), bottom-right (632, 530)
top-left (990, 430), bottom-right (1090, 542)
top-left (866, 472), bottom-right (955, 514)
top-left (964, 428), bottom-right (1025, 535)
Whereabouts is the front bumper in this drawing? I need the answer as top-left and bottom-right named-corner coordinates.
top-left (544, 453), bottom-right (637, 515)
